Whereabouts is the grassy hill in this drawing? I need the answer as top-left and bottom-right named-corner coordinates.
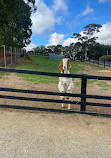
top-left (10, 55), bottom-right (85, 84)
top-left (16, 55), bottom-right (85, 74)
top-left (9, 55), bottom-right (111, 90)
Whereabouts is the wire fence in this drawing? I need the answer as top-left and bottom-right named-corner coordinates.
top-left (28, 52), bottom-right (49, 56)
top-left (0, 45), bottom-right (26, 67)
top-left (76, 57), bottom-right (111, 69)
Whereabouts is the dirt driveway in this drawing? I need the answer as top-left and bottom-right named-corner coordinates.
top-left (0, 109), bottom-right (111, 158)
top-left (0, 73), bottom-right (111, 158)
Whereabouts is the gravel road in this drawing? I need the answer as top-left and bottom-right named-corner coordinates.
top-left (0, 109), bottom-right (111, 158)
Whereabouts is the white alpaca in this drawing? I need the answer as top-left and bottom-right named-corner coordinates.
top-left (58, 58), bottom-right (74, 110)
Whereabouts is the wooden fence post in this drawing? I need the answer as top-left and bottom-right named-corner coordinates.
top-left (3, 45), bottom-right (6, 68)
top-left (10, 47), bottom-right (12, 64)
top-left (98, 59), bottom-right (99, 66)
top-left (104, 60), bottom-right (105, 68)
top-left (14, 48), bottom-right (16, 61)
top-left (80, 75), bottom-right (87, 111)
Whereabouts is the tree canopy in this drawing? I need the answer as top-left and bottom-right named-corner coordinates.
top-left (0, 0), bottom-right (37, 48)
top-left (73, 24), bottom-right (102, 59)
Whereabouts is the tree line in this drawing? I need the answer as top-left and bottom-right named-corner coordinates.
top-left (31, 24), bottom-right (111, 61)
top-left (0, 0), bottom-right (36, 48)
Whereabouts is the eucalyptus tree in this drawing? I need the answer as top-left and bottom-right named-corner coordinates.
top-left (54, 45), bottom-right (62, 54)
top-left (69, 42), bottom-right (82, 59)
top-left (47, 45), bottom-right (55, 53)
top-left (33, 45), bottom-right (47, 54)
top-left (73, 24), bottom-right (102, 59)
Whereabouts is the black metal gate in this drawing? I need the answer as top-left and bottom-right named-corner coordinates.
top-left (0, 68), bottom-right (111, 117)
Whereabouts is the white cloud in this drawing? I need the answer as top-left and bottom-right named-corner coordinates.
top-left (48, 22), bottom-right (111, 47)
top-left (95, 22), bottom-right (111, 45)
top-left (31, 0), bottom-right (68, 35)
top-left (31, 0), bottom-right (55, 35)
top-left (48, 32), bottom-right (65, 45)
top-left (63, 38), bottom-right (78, 46)
top-left (52, 0), bottom-right (68, 13)
top-left (81, 5), bottom-right (94, 16)
top-left (98, 0), bottom-right (106, 2)
top-left (98, 0), bottom-right (111, 2)
top-left (56, 16), bottom-right (63, 25)
top-left (48, 32), bottom-right (78, 46)
top-left (75, 5), bottom-right (94, 20)
top-left (25, 42), bottom-right (36, 51)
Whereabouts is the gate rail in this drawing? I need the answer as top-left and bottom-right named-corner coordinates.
top-left (0, 68), bottom-right (111, 117)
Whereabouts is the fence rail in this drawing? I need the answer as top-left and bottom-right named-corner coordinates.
top-left (0, 68), bottom-right (111, 117)
top-left (29, 52), bottom-right (49, 56)
top-left (76, 58), bottom-right (111, 69)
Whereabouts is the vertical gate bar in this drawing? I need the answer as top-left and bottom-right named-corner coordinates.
top-left (80, 75), bottom-right (87, 111)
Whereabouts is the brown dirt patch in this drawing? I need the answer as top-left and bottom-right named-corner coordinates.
top-left (0, 108), bottom-right (111, 158)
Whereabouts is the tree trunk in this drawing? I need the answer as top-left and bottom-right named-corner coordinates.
top-left (85, 46), bottom-right (88, 60)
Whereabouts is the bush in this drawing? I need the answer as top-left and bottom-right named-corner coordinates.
top-left (99, 55), bottom-right (111, 61)
top-left (21, 53), bottom-right (31, 60)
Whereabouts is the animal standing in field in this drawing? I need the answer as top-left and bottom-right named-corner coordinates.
top-left (58, 58), bottom-right (74, 110)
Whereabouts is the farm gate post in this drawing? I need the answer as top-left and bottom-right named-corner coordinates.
top-left (80, 75), bottom-right (87, 111)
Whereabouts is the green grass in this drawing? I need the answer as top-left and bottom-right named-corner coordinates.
top-left (87, 79), bottom-right (97, 84)
top-left (17, 55), bottom-right (60, 84)
top-left (9, 55), bottom-right (111, 89)
top-left (12, 55), bottom-right (85, 84)
top-left (76, 79), bottom-right (97, 86)
top-left (0, 72), bottom-right (9, 79)
top-left (19, 55), bottom-right (60, 72)
top-left (76, 61), bottom-right (104, 71)
top-left (18, 55), bottom-right (84, 74)
top-left (75, 79), bottom-right (111, 91)
top-left (97, 81), bottom-right (111, 90)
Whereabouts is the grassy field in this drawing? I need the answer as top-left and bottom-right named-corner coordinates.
top-left (10, 55), bottom-right (85, 84)
top-left (9, 55), bottom-right (111, 90)
top-left (16, 55), bottom-right (85, 74)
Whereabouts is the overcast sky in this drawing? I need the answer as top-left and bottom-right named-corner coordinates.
top-left (26, 0), bottom-right (111, 50)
